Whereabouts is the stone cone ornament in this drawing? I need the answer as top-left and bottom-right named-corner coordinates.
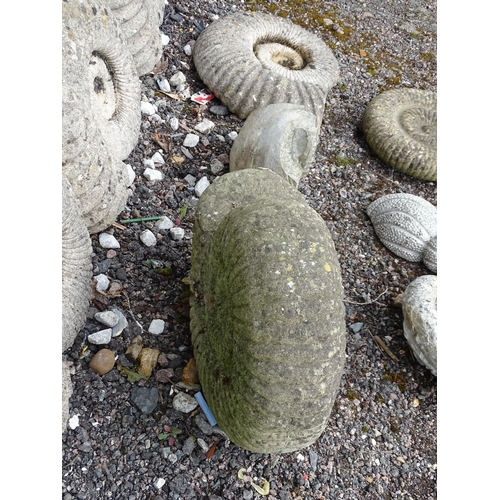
top-left (362, 88), bottom-right (437, 181)
top-left (190, 169), bottom-right (346, 454)
top-left (193, 11), bottom-right (339, 125)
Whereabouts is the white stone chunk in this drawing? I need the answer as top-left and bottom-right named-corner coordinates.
top-left (140, 229), bottom-right (157, 247)
top-left (183, 133), bottom-right (199, 148)
top-left (140, 101), bottom-right (156, 115)
top-left (183, 44), bottom-right (192, 56)
top-left (169, 117), bottom-right (179, 131)
top-left (169, 71), bottom-right (186, 87)
top-left (172, 392), bottom-right (199, 413)
top-left (94, 311), bottom-right (119, 328)
top-left (170, 227), bottom-right (185, 240)
top-left (157, 78), bottom-right (171, 92)
top-left (226, 131), bottom-right (238, 141)
top-left (94, 274), bottom-right (110, 292)
top-left (195, 176), bottom-right (210, 197)
top-left (144, 168), bottom-right (163, 181)
top-left (99, 233), bottom-right (120, 249)
top-left (68, 415), bottom-right (80, 430)
top-left (151, 152), bottom-right (165, 164)
top-left (194, 118), bottom-right (215, 134)
top-left (161, 33), bottom-right (170, 45)
top-left (88, 328), bottom-right (113, 345)
top-left (155, 478), bottom-right (166, 489)
top-left (143, 158), bottom-right (155, 169)
top-left (148, 319), bottom-right (165, 335)
top-left (125, 163), bottom-right (135, 186)
top-left (155, 216), bottom-right (175, 230)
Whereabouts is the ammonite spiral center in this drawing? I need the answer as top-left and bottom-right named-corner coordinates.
top-left (254, 42), bottom-right (307, 71)
top-left (399, 107), bottom-right (437, 147)
top-left (89, 51), bottom-right (117, 120)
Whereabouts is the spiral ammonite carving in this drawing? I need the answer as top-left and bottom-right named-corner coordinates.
top-left (193, 11), bottom-right (339, 124)
top-left (362, 88), bottom-right (437, 181)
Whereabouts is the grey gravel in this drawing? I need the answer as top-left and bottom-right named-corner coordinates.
top-left (62, 1), bottom-right (437, 499)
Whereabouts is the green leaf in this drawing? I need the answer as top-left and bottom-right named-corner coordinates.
top-left (158, 433), bottom-right (169, 440)
top-left (171, 427), bottom-right (182, 436)
top-left (179, 203), bottom-right (188, 220)
top-left (117, 365), bottom-right (148, 383)
top-left (156, 267), bottom-right (173, 276)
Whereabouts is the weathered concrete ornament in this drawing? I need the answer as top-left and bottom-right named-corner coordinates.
top-left (396, 275), bottom-right (437, 376)
top-left (367, 193), bottom-right (437, 273)
top-left (190, 169), bottom-right (346, 454)
top-left (193, 11), bottom-right (339, 124)
top-left (229, 103), bottom-right (319, 187)
top-left (362, 88), bottom-right (437, 181)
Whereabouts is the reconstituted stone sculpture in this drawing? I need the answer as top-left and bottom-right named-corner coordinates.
top-left (362, 88), bottom-right (437, 181)
top-left (367, 193), bottom-right (437, 273)
top-left (229, 103), bottom-right (319, 188)
top-left (190, 169), bottom-right (346, 454)
top-left (395, 275), bottom-right (437, 376)
top-left (193, 11), bottom-right (339, 125)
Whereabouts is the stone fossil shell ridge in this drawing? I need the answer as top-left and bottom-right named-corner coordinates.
top-left (367, 193), bottom-right (437, 272)
top-left (190, 170), bottom-right (346, 454)
top-left (193, 11), bottom-right (339, 122)
top-left (399, 275), bottom-right (437, 376)
top-left (362, 88), bottom-right (437, 181)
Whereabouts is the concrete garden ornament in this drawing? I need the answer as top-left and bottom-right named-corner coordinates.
top-left (229, 103), bottom-right (319, 187)
top-left (362, 88), bottom-right (437, 181)
top-left (193, 11), bottom-right (339, 124)
top-left (395, 275), bottom-right (437, 376)
top-left (190, 169), bottom-right (346, 454)
top-left (367, 193), bottom-right (437, 273)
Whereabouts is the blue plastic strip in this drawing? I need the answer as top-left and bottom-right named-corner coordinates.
top-left (194, 392), bottom-right (217, 426)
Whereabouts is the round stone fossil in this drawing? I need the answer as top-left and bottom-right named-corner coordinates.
top-left (190, 169), bottom-right (346, 454)
top-left (362, 88), bottom-right (437, 181)
top-left (193, 11), bottom-right (339, 124)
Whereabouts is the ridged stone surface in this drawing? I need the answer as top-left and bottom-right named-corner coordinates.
top-left (229, 103), bottom-right (319, 187)
top-left (193, 11), bottom-right (339, 123)
top-left (190, 169), bottom-right (346, 453)
top-left (367, 193), bottom-right (437, 273)
top-left (362, 88), bottom-right (437, 181)
top-left (62, 176), bottom-right (93, 353)
top-left (398, 275), bottom-right (437, 376)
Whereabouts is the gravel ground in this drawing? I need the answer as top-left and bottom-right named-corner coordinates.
top-left (62, 1), bottom-right (437, 499)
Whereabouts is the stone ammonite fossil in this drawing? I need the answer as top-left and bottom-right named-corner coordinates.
top-left (190, 169), bottom-right (346, 454)
top-left (62, 0), bottom-right (141, 161)
top-left (193, 11), bottom-right (339, 124)
top-left (367, 193), bottom-right (437, 273)
top-left (395, 275), bottom-right (437, 376)
top-left (362, 88), bottom-right (437, 181)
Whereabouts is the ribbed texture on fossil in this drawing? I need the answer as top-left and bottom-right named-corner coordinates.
top-left (367, 193), bottom-right (437, 272)
top-left (190, 169), bottom-right (346, 453)
top-left (62, 176), bottom-right (93, 353)
top-left (362, 88), bottom-right (437, 181)
top-left (399, 275), bottom-right (437, 376)
top-left (193, 11), bottom-right (339, 123)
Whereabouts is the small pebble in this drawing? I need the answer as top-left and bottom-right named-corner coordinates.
top-left (210, 158), bottom-right (224, 175)
top-left (68, 415), bottom-right (79, 430)
top-left (169, 117), bottom-right (179, 131)
top-left (144, 158), bottom-right (155, 169)
top-left (194, 118), bottom-right (215, 134)
top-left (99, 233), bottom-right (120, 249)
top-left (148, 319), bottom-right (165, 335)
top-left (350, 322), bottom-right (364, 333)
top-left (226, 131), bottom-right (238, 141)
top-left (143, 168), bottom-right (163, 181)
top-left (151, 152), bottom-right (165, 164)
top-left (89, 349), bottom-right (115, 375)
top-left (156, 216), bottom-right (175, 230)
top-left (183, 133), bottom-right (199, 148)
top-left (140, 229), bottom-right (157, 247)
top-left (184, 174), bottom-right (197, 186)
top-left (170, 227), bottom-right (185, 240)
top-left (195, 176), bottom-right (210, 197)
top-left (88, 329), bottom-right (112, 345)
top-left (161, 34), bottom-right (170, 45)
top-left (94, 311), bottom-right (119, 327)
top-left (130, 387), bottom-right (159, 414)
top-left (157, 78), bottom-right (171, 92)
top-left (94, 274), bottom-right (110, 292)
top-left (169, 71), bottom-right (186, 87)
top-left (196, 438), bottom-right (209, 453)
top-left (106, 249), bottom-right (117, 259)
top-left (172, 392), bottom-right (199, 413)
top-left (140, 101), bottom-right (156, 115)
top-left (125, 164), bottom-right (135, 186)
top-left (209, 105), bottom-right (229, 116)
top-left (182, 438), bottom-right (196, 455)
top-left (183, 44), bottom-right (192, 56)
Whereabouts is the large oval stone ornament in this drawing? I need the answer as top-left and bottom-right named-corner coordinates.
top-left (190, 169), bottom-right (346, 453)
